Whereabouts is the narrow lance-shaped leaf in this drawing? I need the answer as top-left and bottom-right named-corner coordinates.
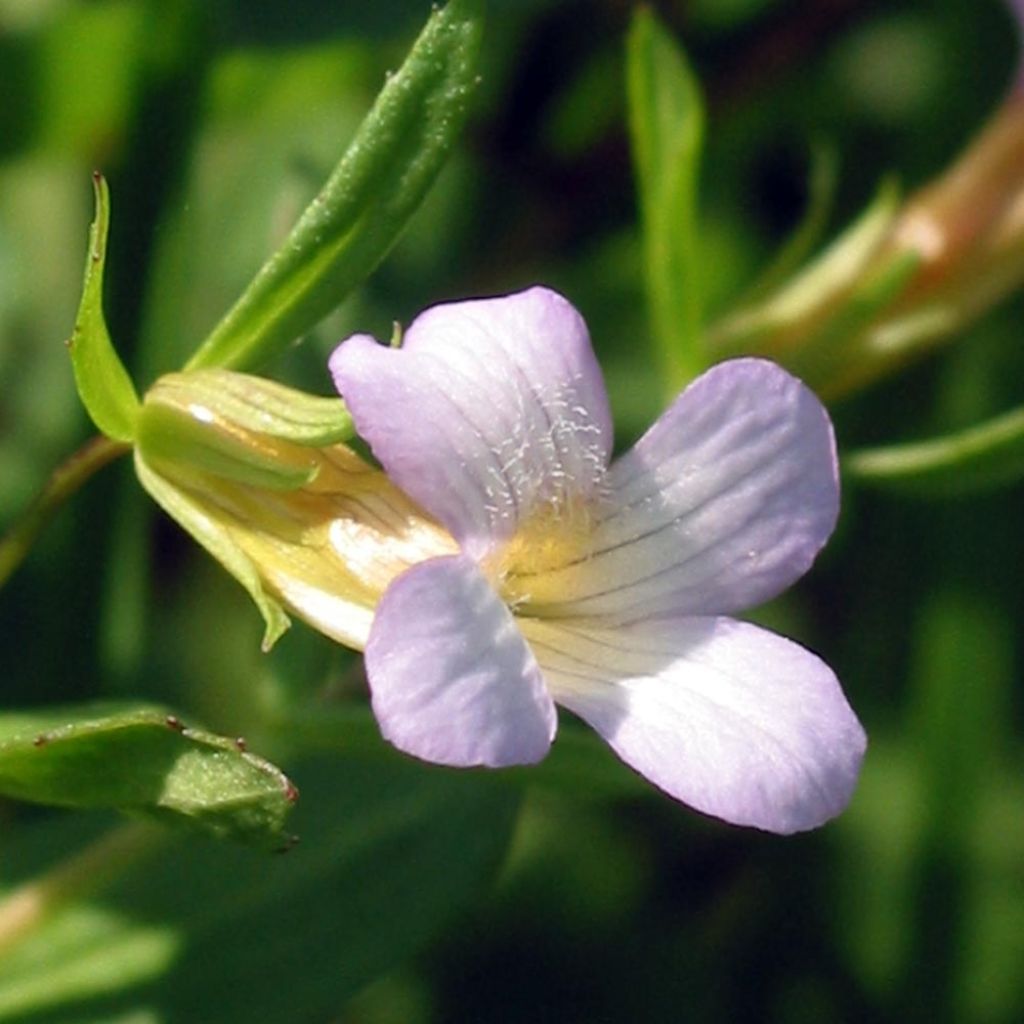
top-left (68, 173), bottom-right (140, 443)
top-left (845, 405), bottom-right (1024, 496)
top-left (0, 704), bottom-right (297, 849)
top-left (626, 7), bottom-right (706, 394)
top-left (186, 0), bottom-right (484, 373)
top-left (742, 143), bottom-right (839, 304)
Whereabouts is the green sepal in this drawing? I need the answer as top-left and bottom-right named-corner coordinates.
top-left (626, 7), bottom-right (706, 392)
top-left (185, 0), bottom-right (484, 372)
top-left (149, 369), bottom-right (353, 446)
top-left (137, 368), bottom-right (350, 494)
top-left (0, 703), bottom-right (297, 849)
top-left (137, 399), bottom-right (318, 493)
top-left (845, 405), bottom-right (1024, 496)
top-left (68, 173), bottom-right (140, 443)
top-left (134, 452), bottom-right (291, 651)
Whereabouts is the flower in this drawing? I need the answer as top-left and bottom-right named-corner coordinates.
top-left (328, 286), bottom-right (865, 834)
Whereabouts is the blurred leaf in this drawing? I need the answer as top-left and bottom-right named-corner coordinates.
top-left (0, 758), bottom-right (520, 1022)
top-left (742, 143), bottom-right (839, 303)
top-left (709, 177), bottom-right (901, 358)
top-left (626, 7), bottom-right (706, 393)
top-left (68, 173), bottom-right (140, 444)
top-left (0, 161), bottom-right (88, 524)
top-left (185, 0), bottom-right (484, 373)
top-left (845, 405), bottom-right (1024, 495)
top-left (0, 703), bottom-right (296, 849)
top-left (789, 246), bottom-right (919, 394)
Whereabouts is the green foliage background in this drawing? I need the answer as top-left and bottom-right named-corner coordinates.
top-left (1, 0), bottom-right (1023, 1021)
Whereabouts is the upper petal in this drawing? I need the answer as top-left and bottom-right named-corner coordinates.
top-left (523, 616), bottom-right (865, 833)
top-left (329, 287), bottom-right (612, 559)
top-left (365, 554), bottom-right (557, 768)
top-left (512, 358), bottom-right (839, 619)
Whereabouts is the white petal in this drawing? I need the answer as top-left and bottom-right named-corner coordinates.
top-left (329, 287), bottom-right (612, 559)
top-left (511, 359), bottom-right (839, 620)
top-left (522, 616), bottom-right (865, 833)
top-left (366, 555), bottom-right (557, 767)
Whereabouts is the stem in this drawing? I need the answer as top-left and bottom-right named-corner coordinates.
top-left (0, 821), bottom-right (165, 958)
top-left (0, 435), bottom-right (130, 591)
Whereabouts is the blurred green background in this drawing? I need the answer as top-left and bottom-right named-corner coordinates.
top-left (1, 0), bottom-right (1023, 1021)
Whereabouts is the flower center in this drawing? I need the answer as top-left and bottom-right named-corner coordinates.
top-left (485, 495), bottom-right (596, 610)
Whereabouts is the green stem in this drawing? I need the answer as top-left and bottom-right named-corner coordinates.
top-left (0, 821), bottom-right (165, 958)
top-left (0, 435), bottom-right (130, 591)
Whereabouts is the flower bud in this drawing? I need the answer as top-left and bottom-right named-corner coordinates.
top-left (709, 89), bottom-right (1024, 398)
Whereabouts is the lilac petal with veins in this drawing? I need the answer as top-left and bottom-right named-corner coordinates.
top-left (510, 359), bottom-right (839, 621)
top-left (366, 554), bottom-right (557, 768)
top-left (329, 287), bottom-right (613, 561)
top-left (524, 615), bottom-right (865, 834)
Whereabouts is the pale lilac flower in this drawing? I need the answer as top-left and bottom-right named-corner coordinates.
top-left (329, 287), bottom-right (865, 833)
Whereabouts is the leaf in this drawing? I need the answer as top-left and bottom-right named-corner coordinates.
top-left (0, 704), bottom-right (296, 849)
top-left (709, 176), bottom-right (902, 359)
top-left (185, 0), bottom-right (484, 373)
top-left (68, 173), bottom-right (140, 444)
top-left (742, 142), bottom-right (840, 304)
top-left (845, 405), bottom-right (1024, 496)
top-left (0, 758), bottom-right (520, 1022)
top-left (626, 7), bottom-right (706, 393)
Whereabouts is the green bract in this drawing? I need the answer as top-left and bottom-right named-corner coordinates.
top-left (68, 173), bottom-right (140, 443)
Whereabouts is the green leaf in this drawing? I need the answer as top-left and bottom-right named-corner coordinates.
top-left (626, 7), bottom-right (706, 394)
top-left (136, 402), bottom-right (318, 495)
top-left (185, 0), bottom-right (484, 373)
top-left (0, 704), bottom-right (296, 849)
top-left (0, 758), bottom-right (520, 1022)
top-left (845, 405), bottom-right (1024, 496)
top-left (68, 173), bottom-right (140, 444)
